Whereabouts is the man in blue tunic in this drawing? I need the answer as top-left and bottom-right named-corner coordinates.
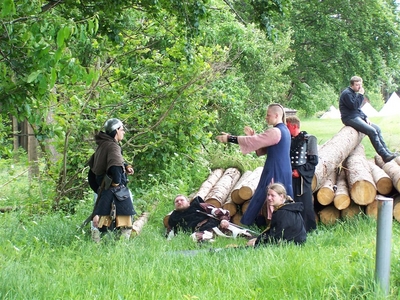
top-left (216, 103), bottom-right (293, 226)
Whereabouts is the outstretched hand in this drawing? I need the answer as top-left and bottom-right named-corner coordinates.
top-left (244, 126), bottom-right (255, 136)
top-left (216, 132), bottom-right (229, 143)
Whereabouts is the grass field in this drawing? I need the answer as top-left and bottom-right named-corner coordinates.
top-left (0, 116), bottom-right (400, 299)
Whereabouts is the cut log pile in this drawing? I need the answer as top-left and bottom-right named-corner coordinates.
top-left (163, 126), bottom-right (400, 227)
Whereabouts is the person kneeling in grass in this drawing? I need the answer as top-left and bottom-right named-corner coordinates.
top-left (166, 194), bottom-right (252, 242)
top-left (247, 183), bottom-right (307, 247)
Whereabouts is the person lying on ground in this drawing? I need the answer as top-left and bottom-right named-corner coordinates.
top-left (166, 194), bottom-right (252, 242)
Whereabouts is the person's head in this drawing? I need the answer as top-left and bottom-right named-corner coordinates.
top-left (286, 115), bottom-right (301, 137)
top-left (267, 183), bottom-right (287, 208)
top-left (350, 76), bottom-right (363, 92)
top-left (104, 118), bottom-right (125, 142)
top-left (266, 103), bottom-right (285, 126)
top-left (174, 194), bottom-right (190, 211)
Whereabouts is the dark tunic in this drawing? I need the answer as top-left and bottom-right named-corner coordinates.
top-left (167, 197), bottom-right (229, 235)
top-left (240, 123), bottom-right (293, 225)
top-left (291, 131), bottom-right (318, 232)
top-left (88, 131), bottom-right (135, 216)
top-left (255, 201), bottom-right (306, 246)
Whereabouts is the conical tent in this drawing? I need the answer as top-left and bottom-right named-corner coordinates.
top-left (361, 102), bottom-right (379, 117)
top-left (379, 92), bottom-right (400, 116)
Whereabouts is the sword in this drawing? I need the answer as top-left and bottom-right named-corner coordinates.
top-left (195, 210), bottom-right (260, 235)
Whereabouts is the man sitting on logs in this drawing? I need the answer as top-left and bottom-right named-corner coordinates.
top-left (339, 75), bottom-right (398, 163)
top-left (166, 194), bottom-right (252, 242)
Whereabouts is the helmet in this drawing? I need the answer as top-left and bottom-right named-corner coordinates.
top-left (104, 118), bottom-right (123, 134)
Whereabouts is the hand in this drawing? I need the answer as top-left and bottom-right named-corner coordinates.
top-left (220, 219), bottom-right (229, 229)
top-left (365, 117), bottom-right (371, 125)
top-left (126, 166), bottom-right (134, 175)
top-left (216, 132), bottom-right (229, 143)
top-left (359, 86), bottom-right (365, 95)
top-left (246, 238), bottom-right (257, 247)
top-left (92, 215), bottom-right (99, 228)
top-left (292, 169), bottom-right (300, 178)
top-left (244, 126), bottom-right (255, 136)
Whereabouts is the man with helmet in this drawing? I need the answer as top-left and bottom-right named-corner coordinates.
top-left (88, 118), bottom-right (136, 242)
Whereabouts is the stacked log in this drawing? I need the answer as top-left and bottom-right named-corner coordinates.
top-left (333, 170), bottom-right (350, 210)
top-left (191, 168), bottom-right (225, 200)
top-left (344, 144), bottom-right (376, 205)
top-left (238, 167), bottom-right (263, 201)
top-left (317, 171), bottom-right (337, 206)
top-left (393, 195), bottom-right (400, 222)
top-left (312, 126), bottom-right (364, 192)
top-left (205, 168), bottom-right (241, 208)
top-left (228, 170), bottom-right (253, 206)
top-left (368, 161), bottom-right (393, 195)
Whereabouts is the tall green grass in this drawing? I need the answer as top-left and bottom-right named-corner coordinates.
top-left (0, 209), bottom-right (399, 299)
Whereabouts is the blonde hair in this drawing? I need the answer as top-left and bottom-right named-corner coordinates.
top-left (267, 183), bottom-right (293, 202)
top-left (350, 76), bottom-right (363, 85)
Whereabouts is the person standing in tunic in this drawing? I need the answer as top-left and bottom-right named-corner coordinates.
top-left (286, 115), bottom-right (318, 232)
top-left (88, 118), bottom-right (136, 241)
top-left (216, 103), bottom-right (293, 226)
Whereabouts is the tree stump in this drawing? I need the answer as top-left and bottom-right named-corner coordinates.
top-left (318, 205), bottom-right (340, 225)
top-left (192, 168), bottom-right (225, 200)
top-left (368, 161), bottom-right (393, 195)
top-left (205, 168), bottom-right (241, 208)
top-left (312, 126), bottom-right (364, 191)
top-left (344, 144), bottom-right (376, 205)
top-left (230, 170), bottom-right (253, 205)
top-left (333, 170), bottom-right (350, 210)
top-left (238, 166), bottom-right (263, 200)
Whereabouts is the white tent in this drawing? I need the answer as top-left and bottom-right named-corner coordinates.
top-left (361, 102), bottom-right (379, 117)
top-left (379, 92), bottom-right (400, 116)
top-left (320, 105), bottom-right (341, 119)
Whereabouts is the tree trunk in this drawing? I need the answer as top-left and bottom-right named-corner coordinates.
top-left (238, 166), bottom-right (263, 201)
top-left (205, 168), bottom-right (241, 208)
top-left (318, 205), bottom-right (340, 225)
top-left (230, 170), bottom-right (253, 204)
top-left (27, 121), bottom-right (39, 178)
top-left (341, 201), bottom-right (364, 219)
top-left (192, 168), bottom-right (225, 200)
top-left (131, 212), bottom-right (149, 236)
top-left (316, 171), bottom-right (337, 205)
top-left (312, 126), bottom-right (364, 191)
top-left (344, 144), bottom-right (376, 205)
top-left (333, 170), bottom-right (350, 210)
